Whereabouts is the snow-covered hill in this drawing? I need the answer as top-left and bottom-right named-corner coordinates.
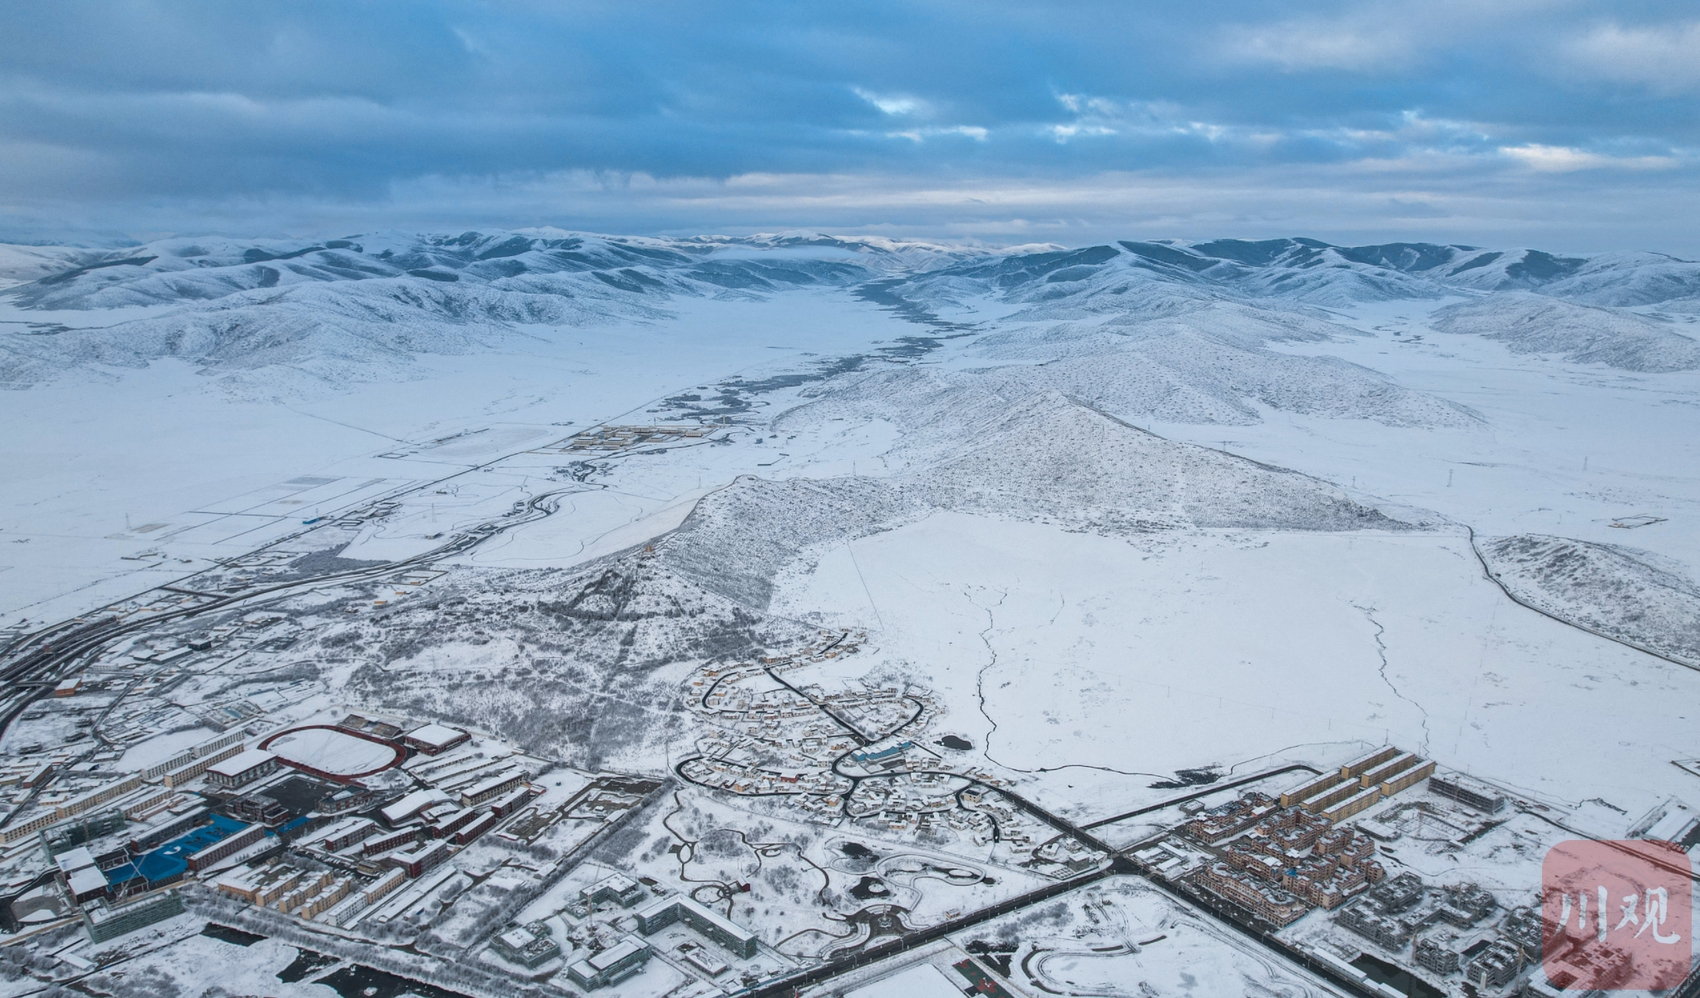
top-left (661, 373), bottom-right (1410, 609)
top-left (1480, 534), bottom-right (1700, 668)
top-left (0, 230), bottom-right (978, 389)
top-left (905, 237), bottom-right (1700, 308)
top-left (5, 230), bottom-right (963, 311)
top-left (0, 243), bottom-right (100, 290)
top-left (1431, 294), bottom-right (1700, 372)
top-left (5, 231), bottom-right (1699, 396)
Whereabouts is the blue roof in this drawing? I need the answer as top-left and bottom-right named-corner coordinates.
top-left (106, 814), bottom-right (248, 885)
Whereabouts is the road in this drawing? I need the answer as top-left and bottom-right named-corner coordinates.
top-left (675, 675), bottom-right (1390, 997)
top-left (12, 439), bottom-right (1691, 996)
top-left (0, 485), bottom-right (574, 829)
top-left (1082, 763), bottom-right (1321, 832)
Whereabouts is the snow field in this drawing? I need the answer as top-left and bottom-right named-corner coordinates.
top-left (771, 513), bottom-right (1700, 826)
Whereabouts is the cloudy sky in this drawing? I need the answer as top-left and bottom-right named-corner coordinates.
top-left (2, 1), bottom-right (1698, 251)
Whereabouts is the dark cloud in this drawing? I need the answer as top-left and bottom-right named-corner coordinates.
top-left (0, 1), bottom-right (1696, 249)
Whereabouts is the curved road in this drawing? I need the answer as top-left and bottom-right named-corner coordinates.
top-left (0, 487), bottom-right (574, 822)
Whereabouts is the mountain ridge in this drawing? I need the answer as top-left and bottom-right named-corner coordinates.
top-left (5, 231), bottom-right (1699, 391)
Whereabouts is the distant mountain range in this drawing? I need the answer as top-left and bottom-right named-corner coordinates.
top-left (2, 231), bottom-right (1697, 388)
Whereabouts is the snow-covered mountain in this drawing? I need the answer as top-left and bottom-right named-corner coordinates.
top-left (4, 230), bottom-right (968, 310)
top-left (899, 237), bottom-right (1700, 308)
top-left (0, 231), bottom-right (971, 387)
top-left (1432, 293), bottom-right (1700, 372)
top-left (3, 231), bottom-right (1699, 394)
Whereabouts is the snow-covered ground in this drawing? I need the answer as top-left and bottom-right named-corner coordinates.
top-left (772, 515), bottom-right (1700, 824)
top-left (0, 288), bottom-right (925, 625)
top-left (3, 231), bottom-right (1699, 997)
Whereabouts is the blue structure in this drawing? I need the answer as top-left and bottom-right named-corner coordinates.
top-left (851, 742), bottom-right (911, 766)
top-left (105, 815), bottom-right (249, 887)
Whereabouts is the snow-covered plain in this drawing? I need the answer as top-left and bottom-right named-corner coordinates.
top-left (0, 287), bottom-right (928, 624)
top-left (3, 231), bottom-right (1700, 996)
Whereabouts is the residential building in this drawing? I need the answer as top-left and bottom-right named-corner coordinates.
top-left (1339, 747), bottom-right (1399, 779)
top-left (361, 868), bottom-right (407, 904)
top-left (55, 775), bottom-right (143, 819)
top-left (1413, 936), bottom-right (1459, 975)
top-left (566, 938), bottom-right (651, 990)
top-left (1463, 939), bottom-right (1523, 990)
top-left (1279, 772), bottom-right (1343, 808)
top-left (1194, 862), bottom-right (1309, 926)
top-left (403, 723), bottom-right (470, 755)
top-left (83, 891), bottom-right (184, 943)
top-left (1428, 773), bottom-right (1506, 813)
top-left (635, 895), bottom-right (759, 958)
top-left (1183, 793), bottom-right (1280, 845)
top-left (1380, 760), bottom-right (1436, 796)
top-left (55, 847), bottom-right (108, 903)
top-left (387, 840), bottom-right (451, 877)
top-left (453, 811), bottom-right (498, 844)
top-left (459, 769), bottom-right (526, 806)
top-left (1321, 786), bottom-right (1383, 824)
top-left (185, 822), bottom-right (265, 872)
top-left (0, 809), bottom-right (61, 844)
top-left (161, 743), bottom-right (245, 788)
top-left (488, 786), bottom-right (535, 817)
top-left (492, 921), bottom-right (560, 968)
top-left (582, 873), bottom-right (645, 908)
top-left (319, 817), bottom-right (375, 851)
top-left (360, 827), bottom-right (420, 856)
top-left (1358, 753), bottom-right (1420, 789)
top-left (204, 750), bottom-right (278, 789)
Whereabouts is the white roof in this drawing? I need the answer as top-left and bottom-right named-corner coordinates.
top-left (406, 723), bottom-right (467, 747)
top-left (589, 939), bottom-right (647, 970)
top-left (1644, 805), bottom-right (1697, 842)
top-left (586, 873), bottom-right (638, 893)
top-left (394, 840), bottom-right (451, 864)
top-left (206, 749), bottom-right (273, 777)
top-left (67, 866), bottom-right (108, 895)
top-left (213, 866), bottom-right (261, 892)
top-left (55, 847), bottom-right (97, 874)
top-left (488, 786), bottom-right (533, 809)
top-left (265, 727), bottom-right (397, 776)
top-left (381, 788), bottom-right (450, 825)
top-left (1342, 746), bottom-right (1395, 767)
top-left (318, 816), bottom-right (372, 841)
top-left (1330, 786), bottom-right (1384, 809)
top-left (463, 768), bottom-right (525, 795)
top-left (498, 927), bottom-right (533, 950)
top-left (638, 895), bottom-right (756, 944)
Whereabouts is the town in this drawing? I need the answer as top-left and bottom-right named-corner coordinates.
top-left (4, 615), bottom-right (1697, 998)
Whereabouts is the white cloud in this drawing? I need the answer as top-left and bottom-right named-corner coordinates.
top-left (1220, 20), bottom-right (1418, 71)
top-left (1216, 2), bottom-right (1547, 73)
top-left (888, 125), bottom-right (987, 143)
top-left (1500, 144), bottom-right (1677, 172)
top-left (1045, 95), bottom-right (1282, 147)
top-left (1054, 93), bottom-right (1125, 119)
top-left (1048, 123), bottom-right (1116, 143)
top-left (1566, 21), bottom-right (1700, 94)
top-left (11, 162), bottom-right (1700, 257)
top-left (852, 87), bottom-right (920, 116)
